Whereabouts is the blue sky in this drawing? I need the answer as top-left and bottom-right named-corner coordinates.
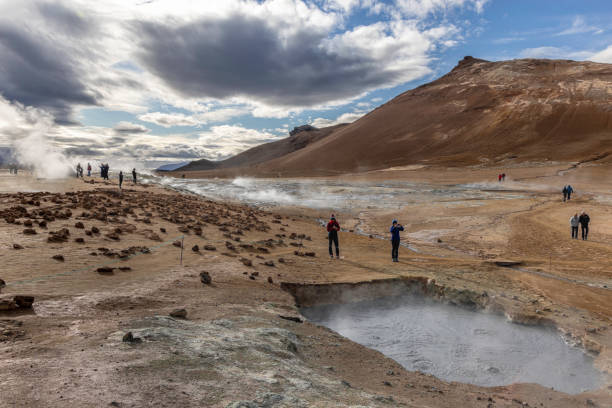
top-left (1, 0), bottom-right (612, 166)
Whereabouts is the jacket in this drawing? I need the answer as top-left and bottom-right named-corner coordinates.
top-left (579, 214), bottom-right (590, 226)
top-left (390, 225), bottom-right (404, 241)
top-left (570, 216), bottom-right (579, 227)
top-left (327, 220), bottom-right (340, 234)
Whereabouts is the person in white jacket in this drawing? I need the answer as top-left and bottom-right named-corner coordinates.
top-left (570, 213), bottom-right (579, 239)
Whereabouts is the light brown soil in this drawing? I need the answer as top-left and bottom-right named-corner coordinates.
top-left (0, 166), bottom-right (610, 407)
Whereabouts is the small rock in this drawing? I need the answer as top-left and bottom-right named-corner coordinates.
top-left (240, 258), bottom-right (253, 267)
top-left (97, 267), bottom-right (114, 274)
top-left (122, 332), bottom-right (141, 343)
top-left (267, 276), bottom-right (274, 284)
top-left (159, 227), bottom-right (166, 233)
top-left (75, 237), bottom-right (85, 243)
top-left (169, 308), bottom-right (187, 319)
top-left (13, 244), bottom-right (23, 250)
top-left (75, 222), bottom-right (85, 229)
top-left (172, 240), bottom-right (182, 248)
top-left (23, 228), bottom-right (37, 235)
top-left (52, 254), bottom-right (64, 262)
top-left (118, 267), bottom-right (131, 271)
top-left (14, 295), bottom-right (34, 308)
top-left (91, 226), bottom-right (100, 234)
top-left (0, 299), bottom-right (18, 311)
top-left (200, 271), bottom-right (212, 285)
top-left (204, 245), bottom-right (216, 251)
top-left (383, 381), bottom-right (392, 387)
top-left (191, 245), bottom-right (199, 252)
top-left (263, 260), bottom-right (275, 267)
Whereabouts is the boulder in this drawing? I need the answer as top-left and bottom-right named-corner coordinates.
top-left (23, 228), bottom-right (37, 235)
top-left (13, 244), bottom-right (23, 250)
top-left (200, 271), bottom-right (212, 285)
top-left (169, 308), bottom-right (187, 319)
top-left (52, 254), bottom-right (65, 262)
top-left (14, 295), bottom-right (34, 308)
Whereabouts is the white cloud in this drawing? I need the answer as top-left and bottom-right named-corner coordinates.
top-left (590, 45), bottom-right (612, 63)
top-left (138, 113), bottom-right (200, 128)
top-left (311, 111), bottom-right (365, 127)
top-left (394, 0), bottom-right (488, 17)
top-left (556, 16), bottom-right (602, 36)
top-left (519, 46), bottom-right (592, 60)
top-left (197, 125), bottom-right (280, 160)
top-left (113, 121), bottom-right (149, 134)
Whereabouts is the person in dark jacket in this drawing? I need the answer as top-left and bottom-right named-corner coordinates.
top-left (390, 219), bottom-right (404, 262)
top-left (579, 211), bottom-right (590, 240)
top-left (132, 168), bottom-right (137, 184)
top-left (566, 185), bottom-right (574, 201)
top-left (119, 171), bottom-right (124, 189)
top-left (326, 214), bottom-right (340, 259)
top-left (562, 186), bottom-right (568, 202)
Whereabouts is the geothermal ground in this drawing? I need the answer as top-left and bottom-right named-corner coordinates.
top-left (0, 162), bottom-right (611, 407)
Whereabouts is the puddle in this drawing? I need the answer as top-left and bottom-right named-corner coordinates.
top-left (301, 295), bottom-right (602, 394)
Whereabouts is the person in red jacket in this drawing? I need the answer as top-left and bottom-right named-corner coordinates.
top-left (327, 214), bottom-right (340, 259)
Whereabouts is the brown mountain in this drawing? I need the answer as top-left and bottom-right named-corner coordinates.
top-left (175, 57), bottom-right (612, 177)
top-left (177, 124), bottom-right (346, 172)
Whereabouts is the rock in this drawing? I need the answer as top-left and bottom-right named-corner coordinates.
top-left (278, 315), bottom-right (302, 323)
top-left (304, 252), bottom-right (316, 257)
top-left (106, 233), bottom-right (120, 241)
top-left (264, 260), bottom-right (275, 267)
top-left (267, 276), bottom-right (274, 284)
top-left (200, 271), bottom-right (212, 285)
top-left (240, 258), bottom-right (253, 267)
top-left (169, 309), bottom-right (187, 319)
top-left (48, 228), bottom-right (70, 243)
top-left (23, 228), bottom-right (37, 235)
top-left (75, 222), bottom-right (85, 229)
top-left (91, 226), bottom-right (100, 234)
top-left (383, 381), bottom-right (392, 387)
top-left (278, 258), bottom-right (285, 263)
top-left (191, 245), bottom-right (199, 252)
top-left (147, 232), bottom-right (161, 241)
top-left (204, 245), bottom-right (216, 251)
top-left (13, 295), bottom-right (34, 308)
top-left (52, 254), bottom-right (65, 262)
top-left (118, 267), bottom-right (131, 271)
top-left (122, 332), bottom-right (141, 343)
top-left (0, 299), bottom-right (18, 311)
top-left (172, 240), bottom-right (182, 248)
top-left (75, 237), bottom-right (85, 243)
top-left (23, 220), bottom-right (32, 227)
top-left (159, 227), bottom-right (166, 233)
top-left (0, 279), bottom-right (5, 292)
top-left (97, 267), bottom-right (114, 274)
top-left (38, 220), bottom-right (47, 228)
top-left (13, 244), bottom-right (23, 250)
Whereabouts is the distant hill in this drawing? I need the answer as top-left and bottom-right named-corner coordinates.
top-left (174, 57), bottom-right (612, 177)
top-left (175, 124), bottom-right (346, 172)
top-left (156, 162), bottom-right (191, 172)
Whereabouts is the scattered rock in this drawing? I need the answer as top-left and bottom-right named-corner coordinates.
top-left (172, 240), bottom-right (182, 248)
top-left (204, 245), bottom-right (216, 251)
top-left (75, 222), bottom-right (85, 229)
top-left (13, 244), bottom-right (23, 250)
top-left (52, 254), bottom-right (65, 262)
top-left (278, 315), bottom-right (302, 323)
top-left (75, 237), bottom-right (85, 243)
top-left (169, 309), bottom-right (187, 319)
top-left (48, 228), bottom-right (70, 243)
top-left (122, 332), bottom-right (141, 343)
top-left (118, 267), bottom-right (131, 271)
top-left (0, 279), bottom-right (5, 292)
top-left (278, 258), bottom-right (285, 263)
top-left (267, 276), bottom-right (274, 284)
top-left (13, 295), bottom-right (34, 308)
top-left (22, 228), bottom-right (37, 235)
top-left (159, 227), bottom-right (166, 233)
top-left (304, 252), bottom-right (316, 257)
top-left (0, 299), bottom-right (17, 311)
top-left (240, 258), bottom-right (253, 267)
top-left (91, 226), bottom-right (100, 234)
top-left (97, 267), bottom-right (114, 274)
top-left (191, 245), bottom-right (199, 252)
top-left (200, 271), bottom-right (212, 285)
top-left (106, 233), bottom-right (120, 241)
top-left (263, 260), bottom-right (275, 267)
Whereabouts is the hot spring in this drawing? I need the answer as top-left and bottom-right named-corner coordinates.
top-left (301, 295), bottom-right (602, 394)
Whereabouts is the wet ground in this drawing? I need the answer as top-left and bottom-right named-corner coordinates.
top-left (302, 295), bottom-right (603, 394)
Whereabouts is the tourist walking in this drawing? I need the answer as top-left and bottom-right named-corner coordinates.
top-left (562, 186), bottom-right (568, 202)
top-left (502, 173), bottom-right (506, 181)
top-left (327, 214), bottom-right (340, 259)
top-left (390, 219), bottom-right (404, 262)
top-left (566, 185), bottom-right (574, 201)
top-left (76, 163), bottom-right (83, 178)
top-left (119, 171), bottom-right (123, 190)
top-left (570, 213), bottom-right (579, 239)
top-left (579, 211), bottom-right (590, 240)
top-left (132, 168), bottom-right (137, 184)
top-left (87, 163), bottom-right (91, 177)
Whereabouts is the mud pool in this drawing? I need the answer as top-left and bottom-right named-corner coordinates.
top-left (301, 296), bottom-right (602, 394)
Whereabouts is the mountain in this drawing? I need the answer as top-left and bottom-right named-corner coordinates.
top-left (175, 57), bottom-right (612, 177)
top-left (175, 124), bottom-right (346, 172)
top-left (156, 162), bottom-right (191, 171)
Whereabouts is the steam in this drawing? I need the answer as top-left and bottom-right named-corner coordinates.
top-left (0, 95), bottom-right (71, 179)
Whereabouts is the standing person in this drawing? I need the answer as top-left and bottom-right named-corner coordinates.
top-left (326, 214), bottom-right (340, 259)
top-left (570, 213), bottom-right (579, 239)
top-left (119, 171), bottom-right (124, 190)
top-left (390, 219), bottom-right (404, 262)
top-left (87, 163), bottom-right (91, 177)
top-left (579, 211), bottom-right (590, 241)
top-left (76, 163), bottom-right (82, 178)
top-left (498, 174), bottom-right (502, 182)
top-left (132, 168), bottom-right (137, 184)
top-left (562, 186), bottom-right (568, 202)
top-left (566, 185), bottom-right (574, 201)
top-left (502, 173), bottom-right (506, 181)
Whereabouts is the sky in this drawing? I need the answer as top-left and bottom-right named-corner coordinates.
top-left (1, 0), bottom-right (612, 168)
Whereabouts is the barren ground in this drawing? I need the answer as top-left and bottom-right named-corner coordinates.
top-left (0, 163), bottom-right (610, 407)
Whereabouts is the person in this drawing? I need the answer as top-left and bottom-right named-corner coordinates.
top-left (566, 185), bottom-right (574, 201)
top-left (132, 168), bottom-right (137, 184)
top-left (502, 173), bottom-right (506, 181)
top-left (390, 219), bottom-right (404, 262)
top-left (87, 163), bottom-right (92, 177)
top-left (579, 211), bottom-right (590, 241)
top-left (326, 214), bottom-right (340, 259)
top-left (119, 171), bottom-right (124, 189)
top-left (76, 163), bottom-right (82, 178)
top-left (562, 186), bottom-right (568, 202)
top-left (498, 174), bottom-right (502, 182)
top-left (570, 213), bottom-right (579, 239)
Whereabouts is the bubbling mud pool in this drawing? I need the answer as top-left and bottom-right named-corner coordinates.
top-left (301, 295), bottom-right (602, 394)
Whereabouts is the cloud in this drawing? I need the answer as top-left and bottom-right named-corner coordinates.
top-left (113, 121), bottom-right (150, 134)
top-left (311, 111), bottom-right (365, 127)
top-left (394, 0), bottom-right (488, 17)
top-left (133, 6), bottom-right (460, 109)
top-left (518, 46), bottom-right (592, 60)
top-left (197, 125), bottom-right (280, 160)
top-left (590, 45), bottom-right (612, 63)
top-left (556, 16), bottom-right (602, 36)
top-left (138, 113), bottom-right (200, 128)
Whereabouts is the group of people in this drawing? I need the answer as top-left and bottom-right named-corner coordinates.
top-left (327, 215), bottom-right (406, 262)
top-left (74, 162), bottom-right (138, 188)
top-left (7, 164), bottom-right (18, 174)
top-left (569, 211), bottom-right (590, 240)
top-left (562, 185), bottom-right (574, 201)
top-left (497, 173), bottom-right (506, 182)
